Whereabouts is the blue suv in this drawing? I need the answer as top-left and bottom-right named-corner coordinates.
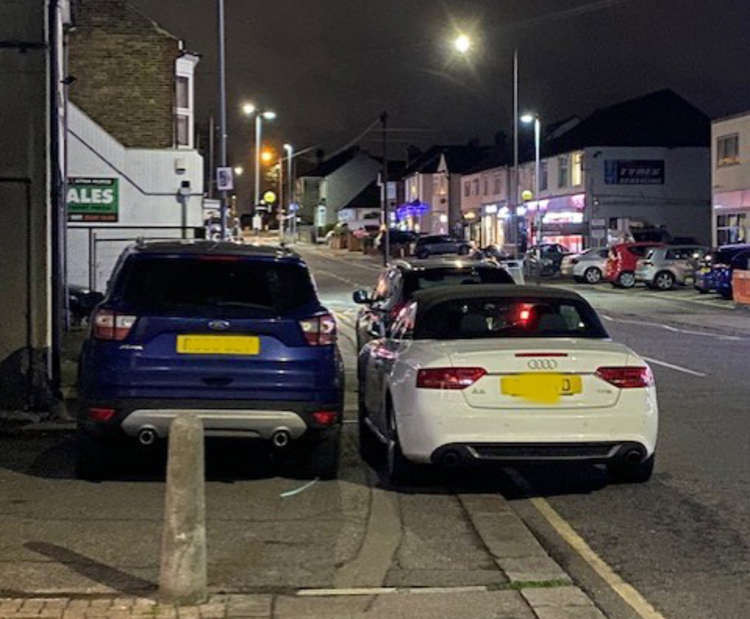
top-left (76, 241), bottom-right (344, 479)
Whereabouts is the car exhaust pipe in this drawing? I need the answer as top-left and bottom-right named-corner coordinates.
top-left (625, 449), bottom-right (642, 463)
top-left (271, 429), bottom-right (291, 449)
top-left (441, 450), bottom-right (462, 468)
top-left (137, 427), bottom-right (157, 447)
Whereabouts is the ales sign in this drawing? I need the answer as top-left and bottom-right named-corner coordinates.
top-left (67, 177), bottom-right (119, 222)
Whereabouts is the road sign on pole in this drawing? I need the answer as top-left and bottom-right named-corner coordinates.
top-left (216, 167), bottom-right (234, 192)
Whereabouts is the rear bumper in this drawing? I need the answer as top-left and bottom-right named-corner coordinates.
top-left (78, 398), bottom-right (342, 442)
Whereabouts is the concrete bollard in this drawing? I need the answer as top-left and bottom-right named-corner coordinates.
top-left (159, 414), bottom-right (207, 605)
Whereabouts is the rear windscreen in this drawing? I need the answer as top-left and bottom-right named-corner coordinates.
top-left (404, 268), bottom-right (514, 297)
top-left (114, 256), bottom-right (317, 315)
top-left (415, 297), bottom-right (608, 340)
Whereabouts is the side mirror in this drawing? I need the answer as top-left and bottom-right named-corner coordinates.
top-left (352, 289), bottom-right (370, 304)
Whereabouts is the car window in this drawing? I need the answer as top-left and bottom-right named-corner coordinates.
top-left (415, 297), bottom-right (608, 340)
top-left (114, 256), bottom-right (316, 315)
top-left (403, 267), bottom-right (514, 297)
top-left (628, 245), bottom-right (651, 257)
top-left (665, 249), bottom-right (680, 260)
top-left (598, 249), bottom-right (609, 258)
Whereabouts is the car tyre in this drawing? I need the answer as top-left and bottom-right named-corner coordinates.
top-left (385, 405), bottom-right (415, 485)
top-left (695, 286), bottom-right (709, 294)
top-left (584, 267), bottom-right (602, 284)
top-left (75, 431), bottom-right (108, 481)
top-left (358, 390), bottom-right (382, 464)
top-left (302, 427), bottom-right (341, 480)
top-left (608, 454), bottom-right (654, 484)
top-left (617, 271), bottom-right (636, 288)
top-left (653, 271), bottom-right (675, 290)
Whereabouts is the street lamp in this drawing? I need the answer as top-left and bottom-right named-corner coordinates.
top-left (243, 104), bottom-right (276, 212)
top-left (233, 166), bottom-right (243, 176)
top-left (453, 33), bottom-right (471, 54)
top-left (521, 112), bottom-right (542, 243)
top-left (283, 143), bottom-right (295, 241)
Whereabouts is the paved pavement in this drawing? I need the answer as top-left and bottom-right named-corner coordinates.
top-left (1, 241), bottom-right (748, 617)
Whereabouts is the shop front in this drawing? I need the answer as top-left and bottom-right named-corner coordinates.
top-left (480, 202), bottom-right (509, 248)
top-left (396, 199), bottom-right (430, 233)
top-left (713, 190), bottom-right (750, 246)
top-left (525, 193), bottom-right (587, 253)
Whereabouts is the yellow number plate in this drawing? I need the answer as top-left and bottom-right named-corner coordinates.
top-left (176, 335), bottom-right (260, 355)
top-left (501, 373), bottom-right (582, 404)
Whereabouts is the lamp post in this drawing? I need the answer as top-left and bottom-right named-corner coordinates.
top-left (454, 34), bottom-right (519, 255)
top-left (283, 143), bottom-right (294, 241)
top-left (521, 113), bottom-right (542, 244)
top-left (242, 104), bottom-right (276, 214)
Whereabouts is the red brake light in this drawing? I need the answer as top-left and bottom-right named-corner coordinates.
top-left (92, 310), bottom-right (137, 341)
top-left (595, 366), bottom-right (653, 389)
top-left (299, 314), bottom-right (337, 346)
top-left (88, 407), bottom-right (115, 422)
top-left (417, 367), bottom-right (486, 390)
top-left (311, 411), bottom-right (337, 425)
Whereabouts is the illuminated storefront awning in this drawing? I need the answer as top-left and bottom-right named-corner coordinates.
top-left (396, 199), bottom-right (430, 220)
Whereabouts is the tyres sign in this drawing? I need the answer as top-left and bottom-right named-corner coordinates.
top-left (67, 178), bottom-right (119, 222)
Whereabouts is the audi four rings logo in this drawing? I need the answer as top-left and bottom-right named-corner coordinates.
top-left (527, 359), bottom-right (558, 370)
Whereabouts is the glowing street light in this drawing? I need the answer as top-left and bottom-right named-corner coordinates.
top-left (241, 102), bottom-right (256, 116)
top-left (242, 103), bottom-right (277, 207)
top-left (261, 149), bottom-right (273, 163)
top-left (454, 33), bottom-right (471, 54)
top-left (233, 166), bottom-right (244, 176)
top-left (262, 110), bottom-right (276, 120)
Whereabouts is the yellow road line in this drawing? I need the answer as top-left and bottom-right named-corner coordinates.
top-left (530, 497), bottom-right (665, 619)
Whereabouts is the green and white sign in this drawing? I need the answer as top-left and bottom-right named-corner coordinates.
top-left (67, 177), bottom-right (119, 222)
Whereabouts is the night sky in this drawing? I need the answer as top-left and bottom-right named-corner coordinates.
top-left (130, 0), bottom-right (750, 182)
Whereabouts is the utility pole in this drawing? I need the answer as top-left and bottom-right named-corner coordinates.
top-left (511, 48), bottom-right (519, 256)
top-left (208, 115), bottom-right (214, 199)
top-left (381, 111), bottom-right (389, 266)
top-left (278, 158), bottom-right (284, 242)
top-left (217, 0), bottom-right (228, 239)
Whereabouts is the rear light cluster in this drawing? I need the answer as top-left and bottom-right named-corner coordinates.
top-left (92, 309), bottom-right (137, 341)
top-left (311, 411), bottom-right (337, 425)
top-left (88, 407), bottom-right (115, 422)
top-left (299, 313), bottom-right (337, 346)
top-left (417, 367), bottom-right (486, 390)
top-left (595, 366), bottom-right (654, 389)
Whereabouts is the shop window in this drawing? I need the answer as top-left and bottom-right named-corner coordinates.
top-left (717, 134), bottom-right (739, 167)
top-left (571, 152), bottom-right (583, 185)
top-left (558, 155), bottom-right (569, 188)
top-left (494, 175), bottom-right (502, 195)
top-left (540, 161), bottom-right (548, 191)
top-left (716, 213), bottom-right (746, 244)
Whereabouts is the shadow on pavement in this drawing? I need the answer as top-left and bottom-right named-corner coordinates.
top-left (24, 541), bottom-right (156, 595)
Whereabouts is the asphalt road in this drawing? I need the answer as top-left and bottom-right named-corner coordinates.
top-left (0, 245), bottom-right (748, 618)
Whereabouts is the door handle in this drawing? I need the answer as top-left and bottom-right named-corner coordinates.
top-left (202, 377), bottom-right (233, 387)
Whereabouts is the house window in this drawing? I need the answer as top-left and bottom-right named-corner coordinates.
top-left (175, 75), bottom-right (192, 148)
top-left (483, 177), bottom-right (488, 196)
top-left (464, 181), bottom-right (470, 197)
top-left (558, 155), bottom-right (569, 187)
top-left (571, 152), bottom-right (583, 185)
top-left (540, 161), bottom-right (548, 191)
top-left (717, 134), bottom-right (739, 167)
top-left (494, 175), bottom-right (501, 195)
top-left (472, 179), bottom-right (479, 195)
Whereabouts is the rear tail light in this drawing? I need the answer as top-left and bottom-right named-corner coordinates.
top-left (311, 411), bottom-right (337, 425)
top-left (595, 366), bottom-right (653, 389)
top-left (88, 407), bottom-right (115, 422)
top-left (299, 314), bottom-right (337, 346)
top-left (417, 367), bottom-right (486, 390)
top-left (92, 309), bottom-right (137, 341)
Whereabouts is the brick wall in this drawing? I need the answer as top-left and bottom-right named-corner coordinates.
top-left (69, 0), bottom-right (180, 148)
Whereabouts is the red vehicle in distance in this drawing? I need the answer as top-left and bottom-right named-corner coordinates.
top-left (605, 242), bottom-right (665, 288)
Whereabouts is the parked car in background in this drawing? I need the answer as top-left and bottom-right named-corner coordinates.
top-left (524, 243), bottom-right (571, 277)
top-left (471, 245), bottom-right (525, 284)
top-left (414, 234), bottom-right (471, 259)
top-left (605, 242), bottom-right (665, 288)
top-left (357, 285), bottom-right (658, 484)
top-left (716, 247), bottom-right (750, 299)
top-left (694, 244), bottom-right (750, 294)
top-left (562, 248), bottom-right (610, 284)
top-left (68, 285), bottom-right (104, 326)
top-left (352, 258), bottom-right (515, 351)
top-left (635, 245), bottom-right (708, 290)
top-left (77, 241), bottom-right (344, 479)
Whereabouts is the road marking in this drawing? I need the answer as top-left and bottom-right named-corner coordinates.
top-left (642, 356), bottom-right (707, 377)
top-left (342, 419), bottom-right (359, 424)
top-left (600, 314), bottom-right (742, 341)
top-left (529, 497), bottom-right (666, 619)
top-left (314, 268), bottom-right (364, 287)
top-left (297, 585), bottom-right (489, 596)
top-left (280, 478), bottom-right (319, 498)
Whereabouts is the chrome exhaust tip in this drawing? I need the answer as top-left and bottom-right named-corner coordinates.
top-left (137, 428), bottom-right (157, 446)
top-left (271, 429), bottom-right (291, 448)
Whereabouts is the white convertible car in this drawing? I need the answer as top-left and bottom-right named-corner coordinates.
top-left (357, 285), bottom-right (658, 484)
